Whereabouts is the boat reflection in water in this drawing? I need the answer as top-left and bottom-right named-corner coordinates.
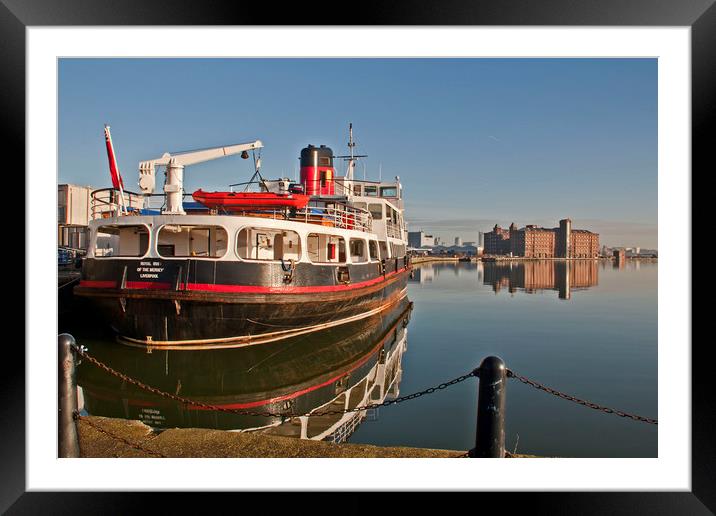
top-left (77, 297), bottom-right (412, 443)
top-left (408, 261), bottom-right (466, 285)
top-left (482, 260), bottom-right (599, 299)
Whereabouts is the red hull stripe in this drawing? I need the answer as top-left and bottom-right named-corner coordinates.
top-left (80, 268), bottom-right (407, 293)
top-left (183, 268), bottom-right (403, 293)
top-left (190, 335), bottom-right (385, 410)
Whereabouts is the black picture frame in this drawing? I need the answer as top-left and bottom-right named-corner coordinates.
top-left (7, 0), bottom-right (707, 512)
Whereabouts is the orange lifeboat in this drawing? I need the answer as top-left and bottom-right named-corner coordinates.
top-left (192, 189), bottom-right (311, 211)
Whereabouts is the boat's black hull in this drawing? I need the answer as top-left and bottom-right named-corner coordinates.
top-left (75, 257), bottom-right (411, 345)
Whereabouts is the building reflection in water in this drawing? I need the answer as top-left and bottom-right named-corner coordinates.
top-left (409, 262), bottom-right (480, 285)
top-left (77, 297), bottom-right (412, 444)
top-left (410, 264), bottom-right (435, 284)
top-left (483, 260), bottom-right (599, 300)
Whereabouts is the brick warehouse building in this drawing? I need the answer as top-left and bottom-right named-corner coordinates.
top-left (484, 224), bottom-right (511, 255)
top-left (484, 219), bottom-right (599, 258)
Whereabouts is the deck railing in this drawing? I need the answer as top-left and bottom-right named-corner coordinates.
top-left (90, 188), bottom-right (374, 233)
top-left (294, 203), bottom-right (373, 233)
top-left (90, 188), bottom-right (146, 220)
top-left (386, 219), bottom-right (404, 240)
top-left (90, 188), bottom-right (194, 220)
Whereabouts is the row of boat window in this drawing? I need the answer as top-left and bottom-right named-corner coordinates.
top-left (350, 201), bottom-right (402, 226)
top-left (94, 224), bottom-right (406, 263)
top-left (352, 185), bottom-right (398, 198)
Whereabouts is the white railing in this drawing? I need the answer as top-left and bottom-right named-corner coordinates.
top-left (90, 188), bottom-right (196, 219)
top-left (386, 220), bottom-right (403, 239)
top-left (90, 188), bottom-right (145, 220)
top-left (329, 412), bottom-right (364, 444)
top-left (294, 203), bottom-right (373, 233)
top-left (90, 188), bottom-right (375, 236)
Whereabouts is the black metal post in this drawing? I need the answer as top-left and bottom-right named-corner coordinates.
top-left (58, 333), bottom-right (80, 458)
top-left (469, 355), bottom-right (507, 458)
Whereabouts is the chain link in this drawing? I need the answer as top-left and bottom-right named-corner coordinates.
top-left (73, 343), bottom-right (478, 419)
top-left (506, 370), bottom-right (657, 425)
top-left (78, 414), bottom-right (167, 457)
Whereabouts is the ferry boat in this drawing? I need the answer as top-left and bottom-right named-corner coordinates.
top-left (74, 125), bottom-right (411, 347)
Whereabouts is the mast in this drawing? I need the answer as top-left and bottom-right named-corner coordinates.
top-left (336, 123), bottom-right (366, 196)
top-left (347, 123), bottom-right (355, 181)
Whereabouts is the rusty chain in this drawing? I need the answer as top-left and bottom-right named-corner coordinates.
top-left (72, 343), bottom-right (478, 418)
top-left (77, 413), bottom-right (167, 457)
top-left (506, 370), bottom-right (657, 425)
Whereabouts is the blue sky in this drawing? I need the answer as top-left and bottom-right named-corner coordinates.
top-left (58, 58), bottom-right (657, 248)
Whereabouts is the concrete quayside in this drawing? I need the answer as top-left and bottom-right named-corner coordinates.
top-left (78, 415), bottom-right (536, 458)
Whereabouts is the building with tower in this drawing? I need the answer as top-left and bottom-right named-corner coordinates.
top-left (483, 219), bottom-right (599, 258)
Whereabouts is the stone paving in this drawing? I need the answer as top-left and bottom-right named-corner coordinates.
top-left (78, 416), bottom-right (472, 458)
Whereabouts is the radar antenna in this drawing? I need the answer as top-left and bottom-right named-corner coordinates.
top-left (335, 123), bottom-right (367, 186)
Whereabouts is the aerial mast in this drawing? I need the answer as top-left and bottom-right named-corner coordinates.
top-left (348, 123), bottom-right (355, 178)
top-left (336, 123), bottom-right (367, 195)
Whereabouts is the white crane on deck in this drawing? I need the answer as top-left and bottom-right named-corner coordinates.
top-left (138, 140), bottom-right (264, 214)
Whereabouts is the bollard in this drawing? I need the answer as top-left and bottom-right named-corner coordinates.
top-left (58, 333), bottom-right (80, 458)
top-left (469, 356), bottom-right (507, 458)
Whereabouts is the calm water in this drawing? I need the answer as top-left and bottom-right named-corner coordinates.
top-left (67, 259), bottom-right (657, 457)
top-left (351, 259), bottom-right (658, 457)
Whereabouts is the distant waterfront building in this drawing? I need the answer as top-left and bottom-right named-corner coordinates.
top-left (478, 231), bottom-right (485, 248)
top-left (408, 230), bottom-right (435, 248)
top-left (58, 184), bottom-right (94, 250)
top-left (454, 236), bottom-right (462, 246)
top-left (484, 224), bottom-right (511, 255)
top-left (624, 247), bottom-right (645, 257)
top-left (484, 219), bottom-right (599, 258)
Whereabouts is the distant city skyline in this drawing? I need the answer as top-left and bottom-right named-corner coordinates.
top-left (408, 218), bottom-right (657, 250)
top-left (59, 58), bottom-right (657, 248)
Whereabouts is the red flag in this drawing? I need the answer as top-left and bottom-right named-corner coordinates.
top-left (104, 125), bottom-right (124, 190)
